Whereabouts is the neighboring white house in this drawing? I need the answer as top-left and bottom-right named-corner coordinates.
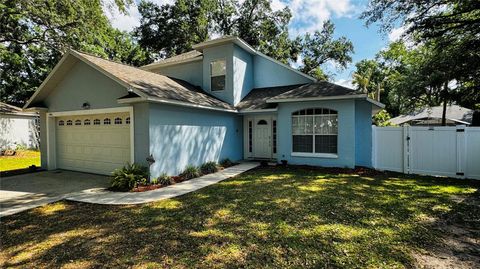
top-left (0, 102), bottom-right (39, 150)
top-left (389, 105), bottom-right (474, 126)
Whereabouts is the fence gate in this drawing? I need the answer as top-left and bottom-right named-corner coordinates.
top-left (372, 126), bottom-right (480, 180)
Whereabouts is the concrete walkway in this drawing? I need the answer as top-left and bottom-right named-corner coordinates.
top-left (67, 162), bottom-right (259, 205)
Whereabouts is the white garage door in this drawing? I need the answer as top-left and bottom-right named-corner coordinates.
top-left (55, 112), bottom-right (131, 175)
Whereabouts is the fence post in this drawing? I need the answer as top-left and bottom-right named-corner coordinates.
top-left (456, 125), bottom-right (466, 178)
top-left (372, 126), bottom-right (377, 168)
top-left (403, 125), bottom-right (410, 174)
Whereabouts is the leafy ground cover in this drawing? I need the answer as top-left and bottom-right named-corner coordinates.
top-left (0, 150), bottom-right (40, 171)
top-left (0, 166), bottom-right (478, 268)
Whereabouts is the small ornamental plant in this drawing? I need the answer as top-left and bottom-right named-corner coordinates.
top-left (180, 165), bottom-right (201, 180)
top-left (200, 161), bottom-right (218, 174)
top-left (110, 163), bottom-right (149, 191)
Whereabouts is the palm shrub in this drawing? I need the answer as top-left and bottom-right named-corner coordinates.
top-left (180, 165), bottom-right (201, 180)
top-left (219, 158), bottom-right (233, 167)
top-left (110, 163), bottom-right (148, 191)
top-left (157, 173), bottom-right (173, 186)
top-left (200, 161), bottom-right (218, 174)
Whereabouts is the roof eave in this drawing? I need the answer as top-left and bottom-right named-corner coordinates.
top-left (265, 94), bottom-right (368, 103)
top-left (118, 96), bottom-right (237, 113)
top-left (140, 56), bottom-right (203, 70)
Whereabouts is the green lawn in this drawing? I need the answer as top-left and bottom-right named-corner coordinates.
top-left (0, 150), bottom-right (40, 171)
top-left (1, 166), bottom-right (479, 268)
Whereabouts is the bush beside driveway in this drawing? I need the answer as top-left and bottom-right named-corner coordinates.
top-left (1, 166), bottom-right (479, 268)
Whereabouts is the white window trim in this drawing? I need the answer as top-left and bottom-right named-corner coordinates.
top-left (210, 58), bottom-right (226, 91)
top-left (291, 152), bottom-right (338, 159)
top-left (291, 109), bottom-right (338, 156)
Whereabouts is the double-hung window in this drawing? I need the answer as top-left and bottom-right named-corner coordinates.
top-left (292, 108), bottom-right (338, 156)
top-left (210, 59), bottom-right (226, 91)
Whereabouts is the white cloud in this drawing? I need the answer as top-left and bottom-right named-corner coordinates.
top-left (104, 0), bottom-right (356, 36)
top-left (335, 78), bottom-right (355, 89)
top-left (103, 0), bottom-right (175, 32)
top-left (286, 0), bottom-right (356, 36)
top-left (388, 26), bottom-right (406, 42)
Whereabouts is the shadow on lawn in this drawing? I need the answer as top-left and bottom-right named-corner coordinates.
top-left (1, 166), bottom-right (479, 268)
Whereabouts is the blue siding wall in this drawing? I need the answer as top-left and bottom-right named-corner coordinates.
top-left (150, 60), bottom-right (203, 87)
top-left (253, 56), bottom-right (313, 89)
top-left (233, 45), bottom-right (254, 105)
top-left (276, 100), bottom-right (356, 168)
top-left (202, 44), bottom-right (234, 104)
top-left (148, 103), bottom-right (243, 177)
top-left (133, 102), bottom-right (150, 166)
top-left (44, 61), bottom-right (128, 112)
top-left (354, 100), bottom-right (373, 167)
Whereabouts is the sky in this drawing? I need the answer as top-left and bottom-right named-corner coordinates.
top-left (104, 0), bottom-right (403, 88)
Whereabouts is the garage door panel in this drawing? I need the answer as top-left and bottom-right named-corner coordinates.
top-left (55, 112), bottom-right (131, 175)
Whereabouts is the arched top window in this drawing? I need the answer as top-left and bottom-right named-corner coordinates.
top-left (257, 119), bottom-right (268, 125)
top-left (125, 117), bottom-right (130, 124)
top-left (75, 120), bottom-right (81, 126)
top-left (58, 120), bottom-right (65, 126)
top-left (292, 108), bottom-right (338, 155)
top-left (93, 119), bottom-right (101, 125)
top-left (104, 118), bottom-right (111, 125)
top-left (66, 120), bottom-right (73, 126)
top-left (114, 117), bottom-right (122, 124)
top-left (84, 119), bottom-right (91, 125)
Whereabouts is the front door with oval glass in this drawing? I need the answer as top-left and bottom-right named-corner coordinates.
top-left (253, 118), bottom-right (272, 158)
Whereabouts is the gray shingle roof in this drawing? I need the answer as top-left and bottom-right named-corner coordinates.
top-left (389, 105), bottom-right (474, 125)
top-left (236, 85), bottom-right (304, 110)
top-left (75, 51), bottom-right (233, 111)
top-left (236, 81), bottom-right (361, 111)
top-left (269, 81), bottom-right (358, 101)
top-left (142, 50), bottom-right (203, 69)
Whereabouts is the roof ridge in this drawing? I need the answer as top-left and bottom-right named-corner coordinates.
top-left (71, 49), bottom-right (159, 75)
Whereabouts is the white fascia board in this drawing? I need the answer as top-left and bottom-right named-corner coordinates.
top-left (238, 108), bottom-right (278, 114)
top-left (140, 57), bottom-right (203, 70)
top-left (47, 107), bottom-right (132, 117)
top-left (366, 97), bottom-right (386, 109)
top-left (266, 94), bottom-right (368, 103)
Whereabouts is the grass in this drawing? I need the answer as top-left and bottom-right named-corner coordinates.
top-left (0, 150), bottom-right (40, 171)
top-left (0, 166), bottom-right (479, 268)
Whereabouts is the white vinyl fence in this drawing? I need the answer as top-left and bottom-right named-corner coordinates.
top-left (372, 126), bottom-right (480, 180)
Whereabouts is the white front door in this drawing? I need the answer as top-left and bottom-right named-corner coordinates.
top-left (253, 117), bottom-right (272, 158)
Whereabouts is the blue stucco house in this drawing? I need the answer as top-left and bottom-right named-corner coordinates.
top-left (24, 36), bottom-right (383, 177)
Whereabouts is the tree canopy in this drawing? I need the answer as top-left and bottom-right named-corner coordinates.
top-left (0, 0), bottom-right (148, 106)
top-left (134, 0), bottom-right (353, 80)
top-left (358, 0), bottom-right (480, 118)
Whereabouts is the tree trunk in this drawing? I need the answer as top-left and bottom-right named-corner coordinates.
top-left (441, 82), bottom-right (448, 126)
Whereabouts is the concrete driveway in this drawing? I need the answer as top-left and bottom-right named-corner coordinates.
top-left (0, 170), bottom-right (110, 217)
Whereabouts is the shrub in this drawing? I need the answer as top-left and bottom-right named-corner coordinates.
top-left (157, 173), bottom-right (173, 186)
top-left (180, 165), bottom-right (201, 180)
top-left (200, 161), bottom-right (218, 174)
top-left (151, 178), bottom-right (159, 185)
top-left (110, 163), bottom-right (148, 191)
top-left (219, 158), bottom-right (233, 167)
